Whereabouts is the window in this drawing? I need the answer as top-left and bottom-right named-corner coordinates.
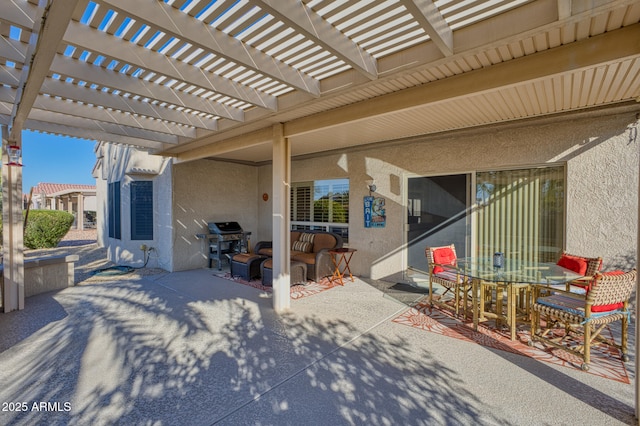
top-left (475, 166), bottom-right (564, 263)
top-left (130, 181), bottom-right (153, 240)
top-left (108, 181), bottom-right (121, 239)
top-left (291, 179), bottom-right (349, 242)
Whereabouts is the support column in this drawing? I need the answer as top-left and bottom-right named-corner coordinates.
top-left (2, 126), bottom-right (24, 312)
top-left (272, 123), bottom-right (291, 312)
top-left (630, 113), bottom-right (640, 424)
top-left (77, 193), bottom-right (85, 230)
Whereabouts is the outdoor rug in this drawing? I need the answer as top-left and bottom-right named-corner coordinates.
top-left (221, 273), bottom-right (341, 300)
top-left (392, 300), bottom-right (630, 383)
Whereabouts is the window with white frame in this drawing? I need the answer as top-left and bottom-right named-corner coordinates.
top-left (291, 179), bottom-right (349, 242)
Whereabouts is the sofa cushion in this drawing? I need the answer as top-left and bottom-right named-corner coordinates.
top-left (257, 247), bottom-right (273, 257)
top-left (292, 240), bottom-right (313, 253)
top-left (292, 252), bottom-right (316, 265)
top-left (232, 253), bottom-right (263, 263)
top-left (313, 233), bottom-right (338, 252)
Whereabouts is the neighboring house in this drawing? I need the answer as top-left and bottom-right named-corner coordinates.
top-left (94, 105), bottom-right (638, 281)
top-left (28, 183), bottom-right (97, 231)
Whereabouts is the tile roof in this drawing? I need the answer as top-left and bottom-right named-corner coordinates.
top-left (30, 183), bottom-right (96, 196)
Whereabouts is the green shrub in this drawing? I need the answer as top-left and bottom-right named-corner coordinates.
top-left (24, 210), bottom-right (74, 249)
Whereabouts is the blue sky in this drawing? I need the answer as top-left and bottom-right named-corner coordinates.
top-left (20, 131), bottom-right (97, 192)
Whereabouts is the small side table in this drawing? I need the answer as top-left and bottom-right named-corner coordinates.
top-left (329, 248), bottom-right (357, 285)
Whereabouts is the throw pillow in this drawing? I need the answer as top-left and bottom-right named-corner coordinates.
top-left (299, 232), bottom-right (315, 243)
top-left (292, 240), bottom-right (313, 253)
top-left (557, 254), bottom-right (589, 275)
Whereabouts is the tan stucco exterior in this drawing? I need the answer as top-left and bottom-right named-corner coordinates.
top-left (171, 159), bottom-right (260, 271)
top-left (96, 107), bottom-right (639, 281)
top-left (96, 144), bottom-right (172, 269)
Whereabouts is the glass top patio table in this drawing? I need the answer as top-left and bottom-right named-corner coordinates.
top-left (449, 257), bottom-right (584, 341)
top-left (453, 257), bottom-right (584, 285)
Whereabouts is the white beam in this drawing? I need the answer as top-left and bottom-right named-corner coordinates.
top-left (558, 0), bottom-right (572, 19)
top-left (9, 0), bottom-right (80, 141)
top-left (19, 105), bottom-right (181, 144)
top-left (287, 24), bottom-right (640, 137)
top-left (174, 127), bottom-right (271, 163)
top-left (400, 0), bottom-right (453, 57)
top-left (50, 55), bottom-right (244, 122)
top-left (272, 123), bottom-right (291, 313)
top-left (4, 90), bottom-right (185, 146)
top-left (43, 77), bottom-right (218, 132)
top-left (63, 20), bottom-right (277, 111)
top-left (15, 117), bottom-right (169, 150)
top-left (0, 65), bottom-right (218, 131)
top-left (0, 0), bottom-right (40, 29)
top-left (0, 89), bottom-right (196, 138)
top-left (99, 0), bottom-right (321, 96)
top-left (0, 36), bottom-right (27, 64)
top-left (251, 0), bottom-right (378, 80)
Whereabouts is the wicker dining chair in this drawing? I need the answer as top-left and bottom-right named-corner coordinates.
top-left (425, 244), bottom-right (470, 317)
top-left (556, 251), bottom-right (602, 291)
top-left (529, 269), bottom-right (636, 371)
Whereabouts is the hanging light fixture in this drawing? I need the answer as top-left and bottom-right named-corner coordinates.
top-left (6, 145), bottom-right (22, 167)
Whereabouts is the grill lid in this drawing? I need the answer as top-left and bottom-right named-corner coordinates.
top-left (208, 221), bottom-right (243, 234)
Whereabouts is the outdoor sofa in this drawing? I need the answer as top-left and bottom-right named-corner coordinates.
top-left (254, 230), bottom-right (343, 282)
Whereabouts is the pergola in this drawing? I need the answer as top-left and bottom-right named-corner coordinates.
top-left (0, 0), bottom-right (639, 416)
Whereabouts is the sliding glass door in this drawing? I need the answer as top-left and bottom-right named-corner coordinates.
top-left (475, 166), bottom-right (565, 263)
top-left (405, 166), bottom-right (565, 276)
top-left (406, 174), bottom-right (471, 274)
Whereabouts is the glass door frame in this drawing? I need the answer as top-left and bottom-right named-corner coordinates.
top-left (403, 171), bottom-right (475, 279)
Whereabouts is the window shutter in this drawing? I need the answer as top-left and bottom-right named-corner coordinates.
top-left (292, 185), bottom-right (311, 221)
top-left (131, 181), bottom-right (153, 240)
top-left (108, 181), bottom-right (121, 239)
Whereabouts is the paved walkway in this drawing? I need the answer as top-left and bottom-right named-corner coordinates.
top-left (0, 269), bottom-right (636, 425)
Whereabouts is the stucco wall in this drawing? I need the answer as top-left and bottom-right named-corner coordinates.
top-left (257, 165), bottom-right (273, 243)
top-left (96, 144), bottom-right (172, 269)
top-left (255, 108), bottom-right (638, 281)
top-left (172, 159), bottom-right (259, 271)
top-left (98, 107), bottom-right (638, 279)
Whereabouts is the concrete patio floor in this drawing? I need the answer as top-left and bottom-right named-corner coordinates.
top-left (0, 268), bottom-right (636, 425)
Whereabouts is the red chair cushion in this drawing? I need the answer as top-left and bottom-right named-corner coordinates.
top-left (432, 247), bottom-right (456, 274)
top-left (557, 254), bottom-right (589, 275)
top-left (591, 302), bottom-right (624, 313)
top-left (590, 270), bottom-right (625, 313)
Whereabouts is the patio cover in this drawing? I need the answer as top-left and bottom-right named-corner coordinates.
top-left (0, 0), bottom-right (639, 415)
top-left (0, 1), bottom-right (638, 158)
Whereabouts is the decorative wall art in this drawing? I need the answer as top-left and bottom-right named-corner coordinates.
top-left (364, 196), bottom-right (386, 228)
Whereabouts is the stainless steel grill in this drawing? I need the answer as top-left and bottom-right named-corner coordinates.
top-left (197, 222), bottom-right (250, 270)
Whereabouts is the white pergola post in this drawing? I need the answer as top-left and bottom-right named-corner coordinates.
top-left (272, 123), bottom-right (291, 312)
top-left (77, 193), bottom-right (85, 230)
top-left (631, 113), bottom-right (640, 424)
top-left (2, 125), bottom-right (24, 312)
